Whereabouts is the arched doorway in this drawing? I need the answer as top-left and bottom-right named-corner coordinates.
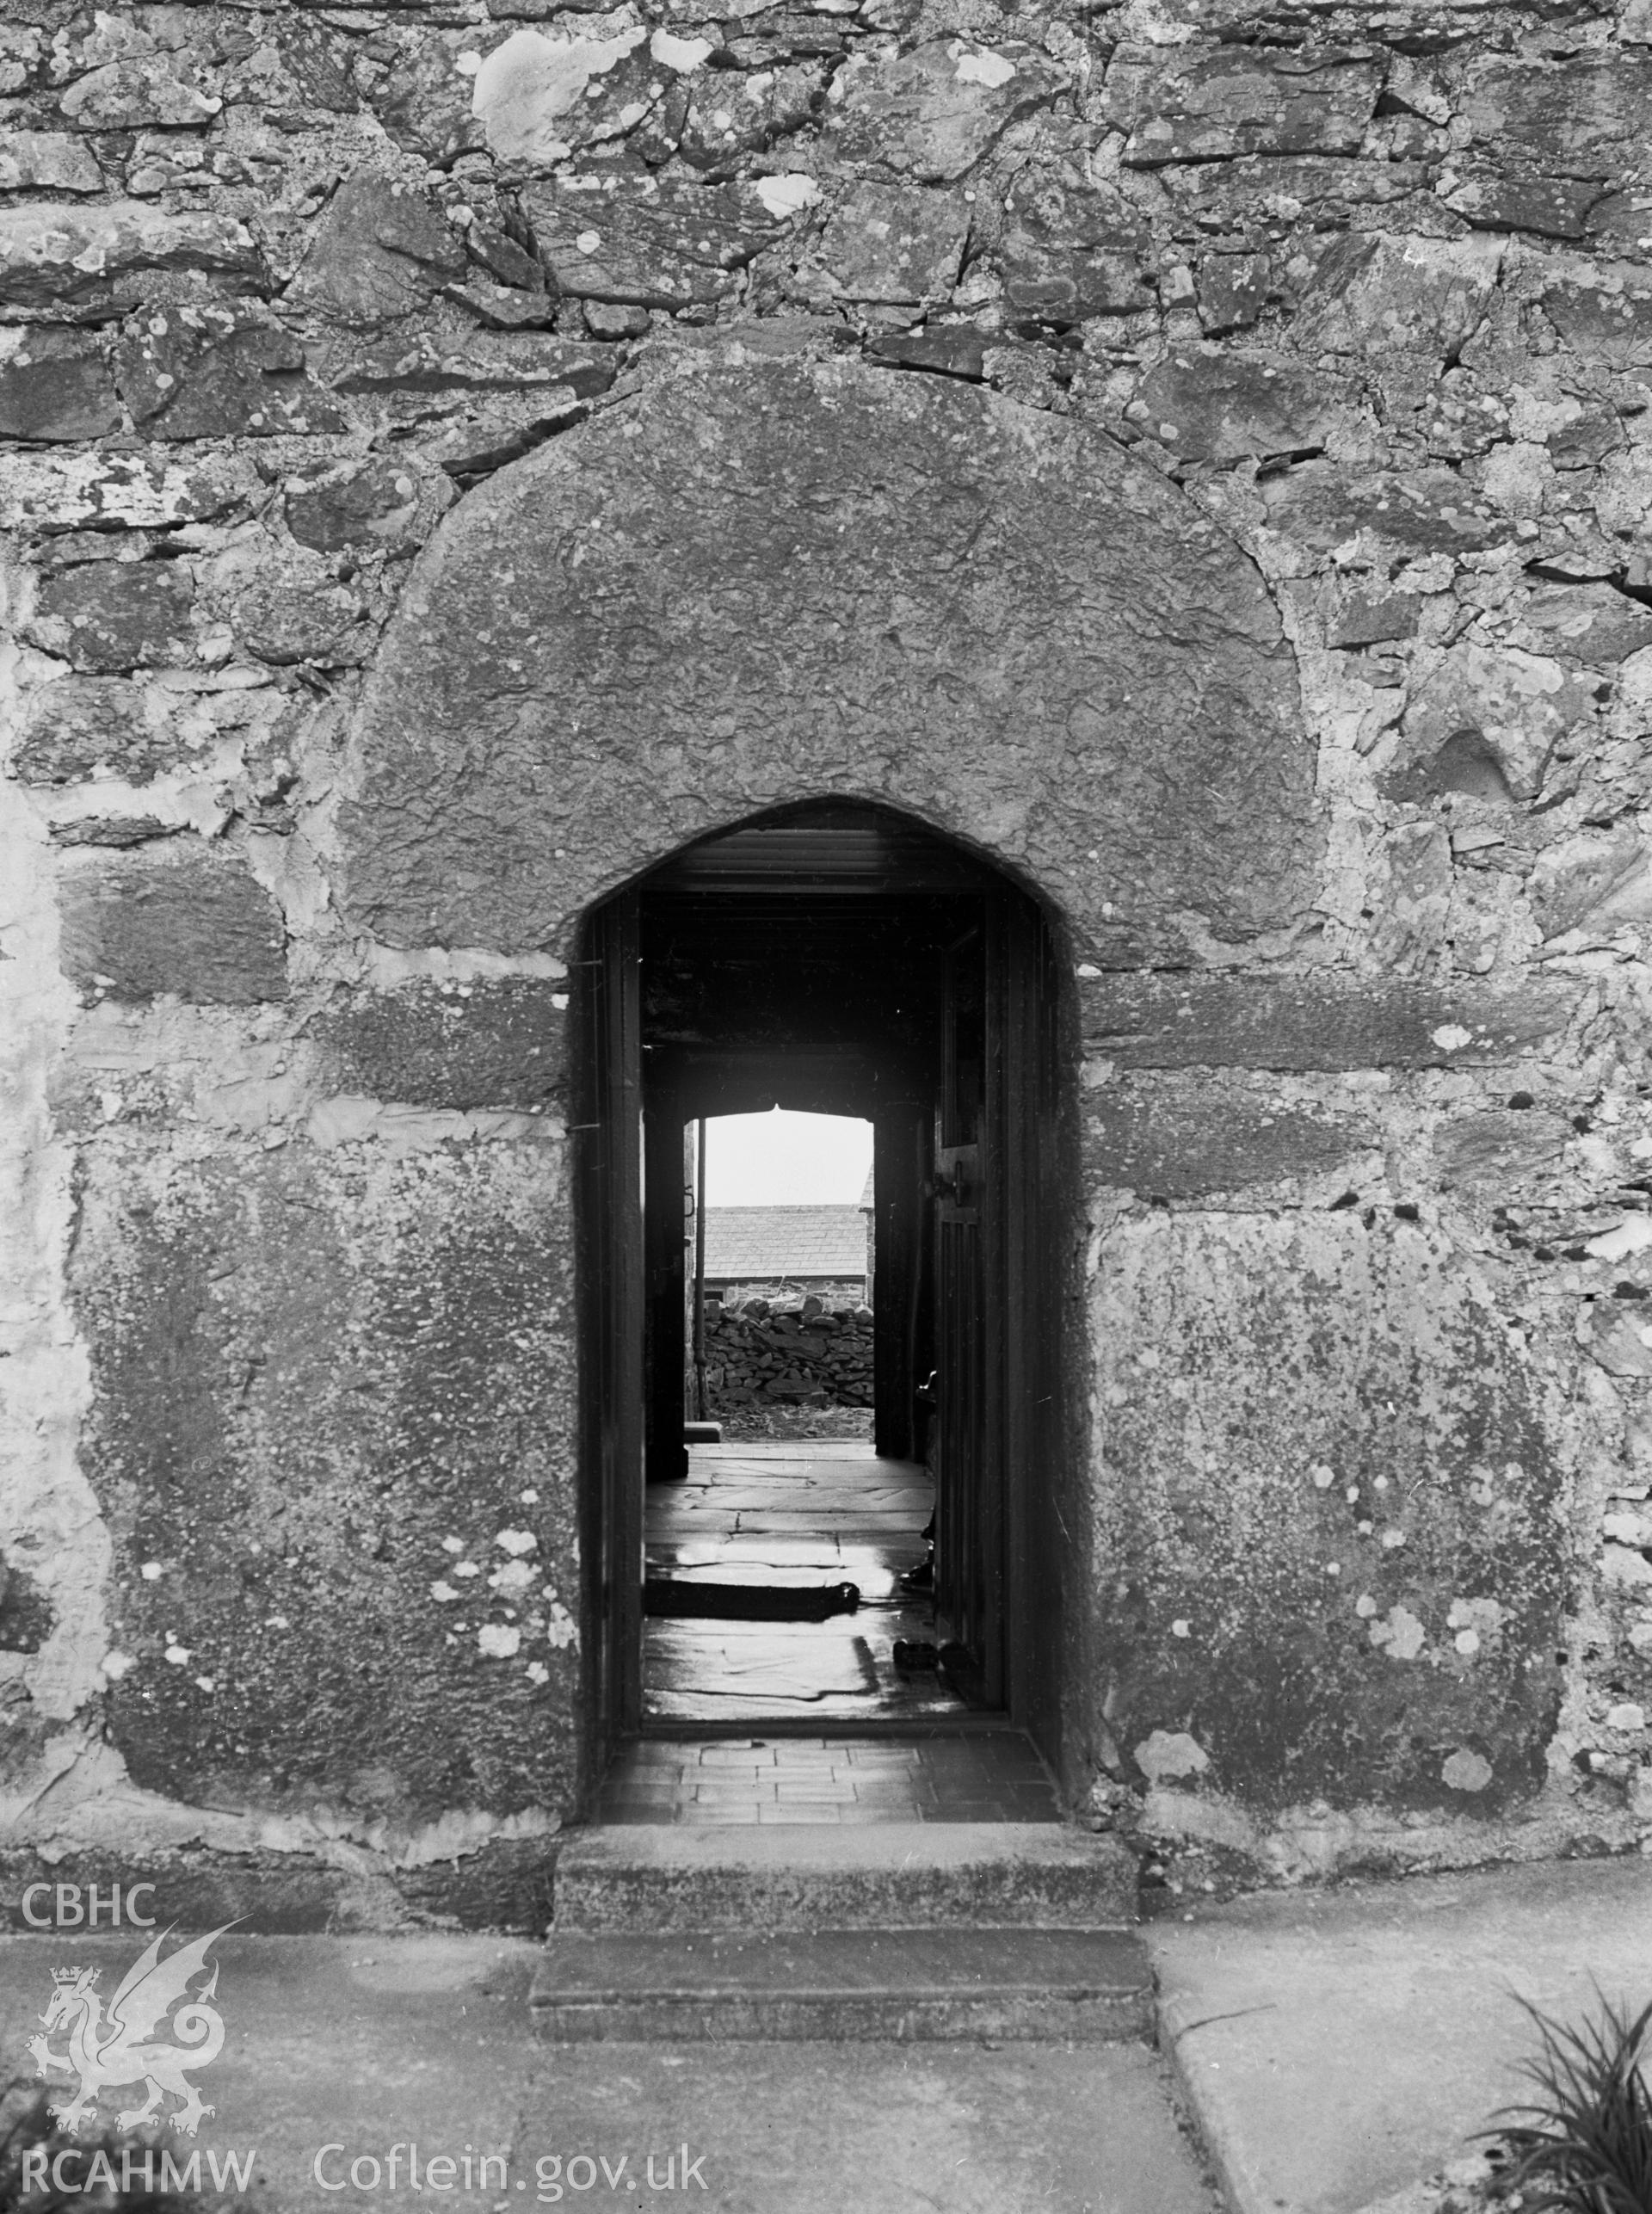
top-left (334, 342), bottom-right (1326, 1837)
top-left (574, 802), bottom-right (1075, 1790)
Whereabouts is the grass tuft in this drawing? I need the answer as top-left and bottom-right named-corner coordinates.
top-left (0, 2077), bottom-right (195, 2214)
top-left (1480, 1989), bottom-right (1652, 2214)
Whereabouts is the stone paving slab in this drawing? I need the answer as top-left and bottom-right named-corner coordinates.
top-left (552, 1820), bottom-right (1137, 1931)
top-left (12, 1858), bottom-right (1647, 2214)
top-left (509, 2041), bottom-right (1217, 2214)
top-left (1145, 1855), bottom-right (1652, 2214)
top-left (532, 1927), bottom-right (1151, 2041)
top-left (1, 1933), bottom-right (539, 2214)
top-left (0, 1934), bottom-right (1215, 2214)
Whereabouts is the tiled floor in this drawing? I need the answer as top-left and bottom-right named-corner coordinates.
top-left (594, 1732), bottom-right (1063, 1825)
top-left (643, 1440), bottom-right (966, 1724)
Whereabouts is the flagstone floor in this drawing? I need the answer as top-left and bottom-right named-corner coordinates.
top-left (642, 1440), bottom-right (959, 1726)
top-left (613, 1440), bottom-right (1061, 1823)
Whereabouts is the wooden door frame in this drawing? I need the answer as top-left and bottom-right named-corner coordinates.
top-left (574, 890), bottom-right (644, 1791)
top-left (928, 891), bottom-right (1054, 1721)
top-left (574, 839), bottom-right (1075, 1784)
top-left (933, 910), bottom-right (999, 1706)
top-left (642, 1065), bottom-right (691, 1487)
top-left (996, 889), bottom-right (1063, 1752)
top-left (640, 1046), bottom-right (903, 1488)
top-left (871, 1101), bottom-right (928, 1463)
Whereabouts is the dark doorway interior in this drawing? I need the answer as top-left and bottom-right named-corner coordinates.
top-left (576, 806), bottom-right (1069, 1783)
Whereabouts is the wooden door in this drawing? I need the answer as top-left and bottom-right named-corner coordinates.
top-left (642, 1076), bottom-right (690, 1485)
top-left (932, 911), bottom-right (1005, 1707)
top-left (871, 1102), bottom-right (928, 1462)
top-left (576, 891), bottom-right (644, 1766)
top-left (998, 892), bottom-right (1063, 1760)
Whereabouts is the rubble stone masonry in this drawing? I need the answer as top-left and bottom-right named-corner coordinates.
top-left (703, 1296), bottom-right (875, 1414)
top-left (4, 0), bottom-right (1652, 1925)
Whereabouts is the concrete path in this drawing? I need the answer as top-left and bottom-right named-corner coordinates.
top-left (11, 1853), bottom-right (1647, 2214)
top-left (0, 1933), bottom-right (1216, 2214)
top-left (1146, 1854), bottom-right (1652, 2214)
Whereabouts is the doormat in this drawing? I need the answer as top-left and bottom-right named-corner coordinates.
top-left (643, 1579), bottom-right (861, 1621)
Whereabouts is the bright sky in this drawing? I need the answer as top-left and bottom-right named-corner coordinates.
top-left (703, 1110), bottom-right (873, 1208)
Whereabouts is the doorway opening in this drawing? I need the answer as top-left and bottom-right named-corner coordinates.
top-left (656, 1100), bottom-right (933, 1726)
top-left (691, 1107), bottom-right (877, 1446)
top-left (575, 803), bottom-right (1073, 1786)
top-left (652, 1106), bottom-right (929, 1724)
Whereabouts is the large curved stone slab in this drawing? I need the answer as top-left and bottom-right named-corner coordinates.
top-left (342, 344), bottom-right (1319, 959)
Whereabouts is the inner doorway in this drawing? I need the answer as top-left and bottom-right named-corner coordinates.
top-left (576, 804), bottom-right (1069, 1785)
top-left (648, 1107), bottom-right (946, 1724)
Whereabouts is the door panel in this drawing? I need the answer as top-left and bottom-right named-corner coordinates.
top-left (642, 1079), bottom-right (690, 1485)
top-left (933, 914), bottom-right (1005, 1707)
top-left (576, 893), bottom-right (644, 1763)
top-left (1002, 894), bottom-right (1063, 1765)
top-left (872, 1104), bottom-right (928, 1461)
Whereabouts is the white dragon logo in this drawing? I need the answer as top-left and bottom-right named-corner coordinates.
top-left (27, 1923), bottom-right (233, 2138)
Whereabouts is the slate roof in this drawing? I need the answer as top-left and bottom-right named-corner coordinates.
top-left (703, 1205), bottom-right (869, 1283)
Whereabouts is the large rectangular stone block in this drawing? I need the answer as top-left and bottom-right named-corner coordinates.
top-left (1091, 1212), bottom-right (1565, 1810)
top-left (0, 201), bottom-right (263, 310)
top-left (1160, 157), bottom-right (1433, 234)
top-left (1460, 57), bottom-right (1652, 182)
top-left (1130, 348), bottom-right (1355, 466)
top-left (1540, 264), bottom-right (1652, 373)
top-left (287, 172), bottom-right (465, 324)
top-left (58, 850), bottom-right (288, 1004)
top-left (0, 328), bottom-right (119, 441)
top-left (1104, 45), bottom-right (1384, 166)
top-left (815, 181), bottom-right (970, 305)
top-left (1080, 975), bottom-right (1579, 1071)
top-left (72, 1144), bottom-right (579, 1829)
top-left (325, 332), bottom-right (619, 400)
top-left (1085, 1090), bottom-right (1363, 1196)
top-left (1259, 463), bottom-right (1507, 556)
top-left (829, 39), bottom-right (1069, 182)
top-left (0, 131), bottom-right (103, 194)
top-left (14, 676), bottom-right (189, 786)
top-left (28, 560), bottom-right (194, 674)
top-left (523, 176), bottom-right (781, 308)
top-left (317, 982), bottom-right (569, 1110)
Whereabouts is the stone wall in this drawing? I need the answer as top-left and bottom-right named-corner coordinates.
top-left (3, 0), bottom-right (1652, 1922)
top-left (703, 1293), bottom-right (875, 1416)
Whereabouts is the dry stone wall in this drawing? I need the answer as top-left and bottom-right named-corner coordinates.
top-left (703, 1294), bottom-right (876, 1415)
top-left (3, 0), bottom-right (1652, 1921)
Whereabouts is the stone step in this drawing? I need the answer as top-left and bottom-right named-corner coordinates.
top-left (531, 1927), bottom-right (1152, 2043)
top-left (552, 1822), bottom-right (1137, 1935)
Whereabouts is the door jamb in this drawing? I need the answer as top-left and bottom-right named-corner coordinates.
top-left (575, 890), bottom-right (644, 1794)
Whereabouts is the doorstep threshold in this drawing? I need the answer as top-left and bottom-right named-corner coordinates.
top-left (637, 1711), bottom-right (1016, 1741)
top-left (532, 1927), bottom-right (1151, 2043)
